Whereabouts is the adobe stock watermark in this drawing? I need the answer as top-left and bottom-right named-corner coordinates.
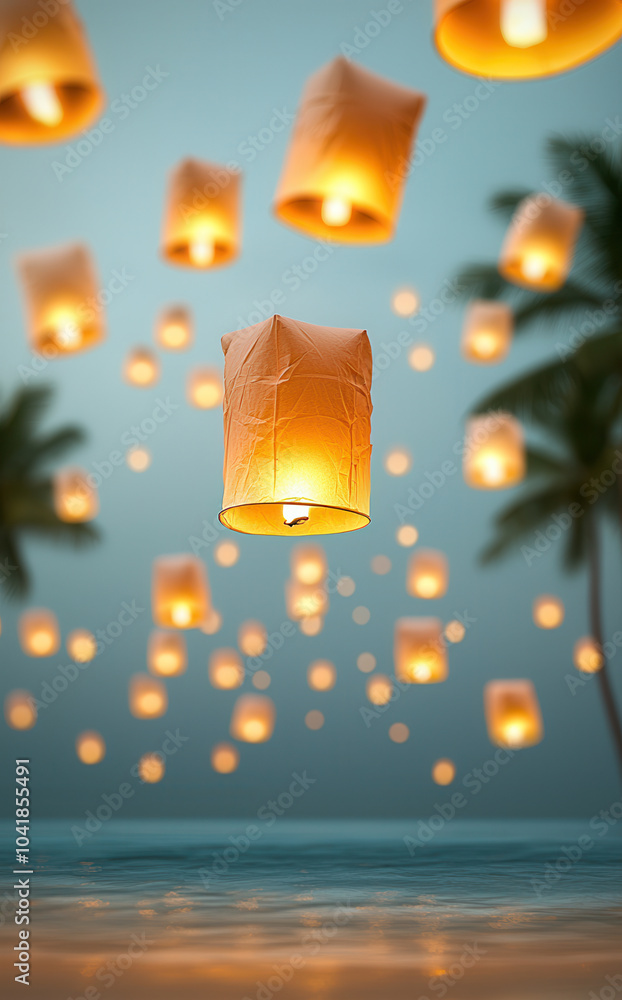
top-left (418, 942), bottom-right (487, 1000)
top-left (67, 932), bottom-right (154, 1000)
top-left (565, 629), bottom-right (622, 696)
top-left (85, 397), bottom-right (180, 490)
top-left (531, 796), bottom-right (622, 897)
top-left (7, 0), bottom-right (71, 51)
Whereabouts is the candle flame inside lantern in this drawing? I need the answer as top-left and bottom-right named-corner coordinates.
top-left (321, 196), bottom-right (352, 227)
top-left (501, 0), bottom-right (548, 48)
top-left (521, 251), bottom-right (549, 282)
top-left (189, 234), bottom-right (215, 267)
top-left (56, 318), bottom-right (82, 349)
top-left (171, 601), bottom-right (192, 628)
top-left (21, 81), bottom-right (64, 126)
top-left (283, 504), bottom-right (310, 527)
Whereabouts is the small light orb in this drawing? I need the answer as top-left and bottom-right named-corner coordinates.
top-left (156, 306), bottom-right (192, 351)
top-left (371, 554), bottom-right (392, 575)
top-left (396, 524), bottom-right (419, 547)
top-left (409, 344), bottom-right (435, 372)
top-left (366, 674), bottom-right (393, 706)
top-left (307, 660), bottom-right (336, 691)
top-left (209, 649), bottom-right (244, 689)
top-left (19, 609), bottom-right (60, 658)
top-left (389, 722), bottom-right (409, 743)
top-left (129, 676), bottom-right (168, 719)
top-left (299, 616), bottom-right (324, 636)
top-left (4, 691), bottom-right (36, 730)
top-left (238, 620), bottom-right (267, 657)
top-left (214, 540), bottom-right (239, 568)
top-left (212, 742), bottom-right (239, 774)
top-left (187, 367), bottom-right (223, 409)
top-left (432, 758), bottom-right (456, 785)
top-left (252, 670), bottom-right (271, 690)
top-left (67, 629), bottom-right (97, 663)
top-left (353, 606), bottom-right (370, 626)
top-left (573, 637), bottom-right (603, 674)
top-left (391, 286), bottom-right (420, 317)
top-left (124, 347), bottom-right (160, 388)
top-left (305, 709), bottom-right (325, 730)
top-left (126, 447), bottom-right (151, 472)
top-left (533, 595), bottom-right (565, 630)
top-left (337, 576), bottom-right (356, 597)
top-left (138, 753), bottom-right (165, 783)
top-left (444, 620), bottom-right (465, 643)
top-left (384, 448), bottom-right (412, 477)
top-left (357, 652), bottom-right (376, 673)
top-left (201, 609), bottom-right (223, 635)
top-left (76, 731), bottom-right (106, 765)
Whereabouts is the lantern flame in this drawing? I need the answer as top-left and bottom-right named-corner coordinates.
top-left (189, 236), bottom-right (215, 267)
top-left (501, 0), bottom-right (547, 48)
top-left (56, 319), bottom-right (82, 349)
top-left (171, 602), bottom-right (192, 627)
top-left (521, 251), bottom-right (549, 282)
top-left (321, 197), bottom-right (352, 227)
top-left (21, 81), bottom-right (64, 126)
top-left (283, 504), bottom-right (310, 527)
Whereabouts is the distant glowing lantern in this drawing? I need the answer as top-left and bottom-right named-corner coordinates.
top-left (155, 305), bottom-right (193, 351)
top-left (389, 722), bottom-right (409, 743)
top-left (0, 0), bottom-right (104, 145)
top-left (123, 347), bottom-right (160, 387)
top-left (16, 242), bottom-right (104, 355)
top-left (253, 670), bottom-right (271, 690)
top-left (201, 608), bottom-right (223, 635)
top-left (434, 0), bottom-right (622, 80)
top-left (187, 367), bottom-right (223, 409)
top-left (307, 659), bottom-right (336, 691)
top-left (384, 448), bottom-right (412, 477)
top-left (573, 637), bottom-right (603, 674)
top-left (461, 301), bottom-right (513, 364)
top-left (291, 544), bottom-right (328, 586)
top-left (76, 730), bottom-right (105, 764)
top-left (336, 576), bottom-right (356, 597)
top-left (161, 157), bottom-right (240, 269)
top-left (396, 524), bottom-right (418, 547)
top-left (395, 617), bottom-right (448, 684)
top-left (66, 628), bottom-right (97, 663)
top-left (371, 554), bottom-right (391, 575)
top-left (219, 315), bottom-right (372, 535)
top-left (484, 679), bottom-right (544, 748)
top-left (305, 709), bottom-right (324, 730)
top-left (238, 620), bottom-right (267, 657)
top-left (299, 615), bottom-right (324, 636)
top-left (366, 674), bottom-right (393, 706)
top-left (274, 57), bottom-right (426, 243)
top-left (391, 287), bottom-right (420, 317)
top-left (4, 690), bottom-right (36, 730)
top-left (408, 344), bottom-right (435, 372)
top-left (209, 648), bottom-right (244, 689)
top-left (353, 605), bottom-right (370, 625)
top-left (148, 631), bottom-right (187, 677)
top-left (126, 447), bottom-right (151, 472)
top-left (533, 595), bottom-right (565, 630)
top-left (152, 554), bottom-right (210, 629)
top-left (499, 196), bottom-right (584, 292)
top-left (464, 413), bottom-right (525, 489)
top-left (212, 742), bottom-right (239, 773)
top-left (444, 620), bottom-right (465, 643)
top-left (138, 753), bottom-right (165, 783)
top-left (286, 579), bottom-right (329, 620)
top-left (432, 759), bottom-right (456, 785)
top-left (407, 549), bottom-right (448, 599)
top-left (214, 540), bottom-right (239, 567)
top-left (357, 652), bottom-right (376, 673)
top-left (129, 675), bottom-right (168, 719)
top-left (19, 608), bottom-right (59, 657)
top-left (54, 466), bottom-right (98, 522)
top-left (230, 693), bottom-right (275, 743)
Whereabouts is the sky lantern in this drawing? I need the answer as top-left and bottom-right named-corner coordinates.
top-left (187, 367), bottom-right (223, 409)
top-left (18, 608), bottom-right (59, 657)
top-left (53, 467), bottom-right (98, 522)
top-left (161, 157), bottom-right (241, 269)
top-left (129, 674), bottom-right (168, 719)
top-left (366, 674), bottom-right (393, 707)
top-left (200, 608), bottom-right (223, 635)
top-left (123, 347), bottom-right (160, 387)
top-left (76, 731), bottom-right (105, 764)
top-left (291, 544), bottom-right (328, 586)
top-left (391, 287), bottom-right (420, 317)
top-left (211, 742), bottom-right (240, 773)
top-left (219, 315), bottom-right (372, 535)
top-left (238, 620), bottom-right (267, 657)
top-left (434, 0), bottom-right (622, 80)
top-left (533, 595), bottom-right (565, 630)
top-left (463, 413), bottom-right (525, 489)
top-left (4, 691), bottom-right (36, 730)
top-left (148, 631), bottom-right (187, 677)
top-left (432, 759), bottom-right (456, 785)
top-left (299, 615), bottom-right (324, 636)
top-left (0, 0), bottom-right (104, 144)
top-left (214, 540), bottom-right (239, 567)
top-left (499, 196), bottom-right (584, 292)
top-left (138, 753), bottom-right (165, 783)
top-left (273, 57), bottom-right (426, 243)
top-left (573, 637), bottom-right (603, 674)
top-left (407, 549), bottom-right (448, 599)
top-left (155, 305), bottom-right (193, 351)
top-left (126, 447), bottom-right (151, 472)
top-left (66, 628), bottom-right (97, 663)
top-left (307, 659), bottom-right (336, 691)
top-left (286, 579), bottom-right (329, 621)
top-left (230, 693), bottom-right (275, 743)
top-left (484, 679), bottom-right (544, 748)
top-left (394, 617), bottom-right (448, 684)
top-left (461, 300), bottom-right (513, 364)
top-left (16, 242), bottom-right (104, 355)
top-left (209, 648), bottom-right (244, 689)
top-left (151, 554), bottom-right (211, 629)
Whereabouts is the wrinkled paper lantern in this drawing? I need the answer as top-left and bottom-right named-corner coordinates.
top-left (161, 157), bottom-right (240, 269)
top-left (499, 196), bottom-right (584, 291)
top-left (155, 305), bottom-right (193, 351)
top-left (461, 301), bottom-right (513, 364)
top-left (187, 367), bottom-right (223, 409)
top-left (19, 608), bottom-right (59, 657)
top-left (395, 617), bottom-right (448, 684)
top-left (54, 467), bottom-right (98, 522)
top-left (464, 413), bottom-right (525, 489)
top-left (434, 0), bottom-right (622, 80)
top-left (148, 631), bottom-right (187, 677)
top-left (129, 674), bottom-right (168, 719)
top-left (16, 242), bottom-right (104, 355)
top-left (533, 595), bottom-right (565, 630)
top-left (0, 0), bottom-right (104, 144)
top-left (123, 347), bottom-right (160, 387)
top-left (573, 637), bottom-right (603, 674)
top-left (219, 314), bottom-right (372, 535)
top-left (212, 742), bottom-right (239, 773)
top-left (4, 690), bottom-right (36, 730)
top-left (307, 659), bottom-right (336, 691)
top-left (230, 693), bottom-right (275, 743)
top-left (209, 648), bottom-right (244, 689)
top-left (407, 549), bottom-right (448, 599)
top-left (238, 620), bottom-right (268, 657)
top-left (76, 730), bottom-right (105, 764)
top-left (286, 579), bottom-right (329, 620)
top-left (66, 628), bottom-right (97, 663)
top-left (291, 544), bottom-right (328, 586)
top-left (484, 679), bottom-right (543, 748)
top-left (274, 57), bottom-right (426, 243)
top-left (152, 554), bottom-right (210, 629)
top-left (138, 752), bottom-right (165, 783)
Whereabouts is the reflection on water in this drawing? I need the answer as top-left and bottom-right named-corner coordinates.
top-left (0, 819), bottom-right (620, 999)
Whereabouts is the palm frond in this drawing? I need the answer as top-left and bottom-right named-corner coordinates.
top-left (480, 480), bottom-right (575, 564)
top-left (472, 357), bottom-right (577, 423)
top-left (13, 426), bottom-right (86, 475)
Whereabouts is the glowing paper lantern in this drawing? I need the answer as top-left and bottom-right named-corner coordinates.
top-left (307, 659), bottom-right (336, 691)
top-left (4, 691), bottom-right (36, 730)
top-left (499, 196), bottom-right (584, 291)
top-left (129, 675), bottom-right (168, 720)
top-left (291, 544), bottom-right (328, 586)
top-left (152, 554), bottom-right (210, 629)
top-left (464, 413), bottom-right (525, 490)
top-left (138, 753), bottom-right (165, 783)
top-left (126, 447), bottom-right (151, 472)
top-left (396, 524), bottom-right (418, 547)
top-left (123, 347), bottom-right (160, 387)
top-left (0, 0), bottom-right (104, 144)
top-left (155, 305), bottom-right (193, 351)
top-left (432, 759), bottom-right (456, 785)
top-left (408, 344), bottom-right (435, 372)
top-left (187, 367), bottom-right (223, 409)
top-left (484, 679), bottom-right (544, 748)
top-left (286, 579), bottom-right (329, 621)
top-left (371, 554), bottom-right (391, 575)
top-left (445, 620), bottom-right (465, 643)
top-left (219, 314), bottom-right (372, 535)
top-left (66, 629), bottom-right (97, 663)
top-left (336, 576), bottom-right (356, 597)
top-left (18, 608), bottom-right (59, 657)
top-left (16, 242), bottom-right (104, 355)
top-left (54, 467), bottom-right (98, 522)
top-left (573, 637), bottom-right (603, 674)
top-left (209, 648), bottom-right (244, 689)
top-left (357, 652), bottom-right (376, 673)
top-left (407, 549), bottom-right (448, 599)
top-left (461, 301), bottom-right (512, 364)
top-left (214, 540), bottom-right (239, 567)
top-left (76, 731), bottom-right (105, 764)
top-left (434, 0), bottom-right (622, 80)
top-left (533, 595), bottom-right (565, 630)
top-left (384, 448), bottom-right (412, 477)
top-left (305, 710), bottom-right (324, 730)
top-left (148, 631), bottom-right (187, 677)
top-left (161, 157), bottom-right (240, 269)
top-left (230, 694), bottom-right (275, 743)
top-left (394, 617), bottom-right (447, 684)
top-left (389, 722), bottom-right (409, 743)
top-left (211, 742), bottom-right (239, 773)
top-left (391, 287), bottom-right (419, 317)
top-left (201, 608), bottom-right (223, 635)
top-left (252, 670), bottom-right (271, 690)
top-left (366, 674), bottom-right (393, 706)
top-left (238, 620), bottom-right (267, 657)
top-left (299, 615), bottom-right (324, 636)
top-left (274, 57), bottom-right (426, 243)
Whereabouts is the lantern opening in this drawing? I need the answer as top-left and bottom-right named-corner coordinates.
top-left (283, 504), bottom-right (310, 527)
top-left (501, 0), bottom-right (547, 47)
top-left (521, 252), bottom-right (549, 283)
top-left (171, 602), bottom-right (192, 628)
top-left (189, 235), bottom-right (215, 268)
top-left (321, 197), bottom-right (352, 227)
top-left (21, 82), bottom-right (64, 126)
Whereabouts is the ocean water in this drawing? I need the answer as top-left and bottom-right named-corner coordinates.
top-left (1, 819), bottom-right (620, 1000)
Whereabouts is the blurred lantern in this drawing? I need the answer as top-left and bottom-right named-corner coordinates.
top-left (4, 690), bottom-right (36, 730)
top-left (148, 630), bottom-right (187, 677)
top-left (126, 446), bottom-right (151, 472)
top-left (274, 57), bottom-right (426, 243)
top-left (155, 305), bottom-right (193, 351)
top-left (408, 344), bottom-right (435, 372)
top-left (371, 554), bottom-right (392, 575)
top-left (200, 608), bottom-right (223, 635)
top-left (16, 242), bottom-right (104, 355)
top-left (499, 196), bottom-right (584, 291)
top-left (464, 413), bottom-right (525, 489)
top-left (76, 730), bottom-right (105, 764)
top-left (384, 447), bottom-right (412, 477)
top-left (573, 637), bottom-right (603, 674)
top-left (152, 554), bottom-right (210, 629)
top-left (353, 605), bottom-right (370, 625)
top-left (484, 679), bottom-right (544, 748)
top-left (219, 315), bottom-right (372, 535)
top-left (161, 157), bottom-right (241, 269)
top-left (53, 466), bottom-right (98, 522)
top-left (305, 709), bottom-right (325, 730)
top-left (286, 579), bottom-right (329, 620)
top-left (336, 576), bottom-right (356, 597)
top-left (357, 652), bottom-right (376, 673)
top-left (19, 608), bottom-right (59, 657)
top-left (138, 753), bottom-right (165, 783)
top-left (252, 670), bottom-right (271, 690)
top-left (230, 693), bottom-right (275, 743)
top-left (461, 301), bottom-right (513, 364)
top-left (0, 0), bottom-right (104, 144)
top-left (66, 628), bottom-right (97, 663)
top-left (209, 648), bottom-right (244, 689)
top-left (432, 758), bottom-right (456, 785)
top-left (299, 615), bottom-right (324, 636)
top-left (291, 544), bottom-right (327, 586)
top-left (123, 347), bottom-right (160, 387)
top-left (407, 549), bottom-right (448, 599)
top-left (366, 674), bottom-right (393, 706)
top-left (129, 675), bottom-right (168, 719)
top-left (533, 595), bottom-right (565, 630)
top-left (434, 0), bottom-right (622, 80)
top-left (391, 286), bottom-right (420, 317)
top-left (238, 620), bottom-right (267, 657)
top-left (307, 659), bottom-right (336, 691)
top-left (444, 620), bottom-right (465, 643)
top-left (394, 617), bottom-right (448, 684)
top-left (396, 524), bottom-right (418, 547)
top-left (187, 366), bottom-right (223, 409)
top-left (389, 722), bottom-right (409, 743)
top-left (214, 540), bottom-right (239, 567)
top-left (211, 742), bottom-right (239, 773)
